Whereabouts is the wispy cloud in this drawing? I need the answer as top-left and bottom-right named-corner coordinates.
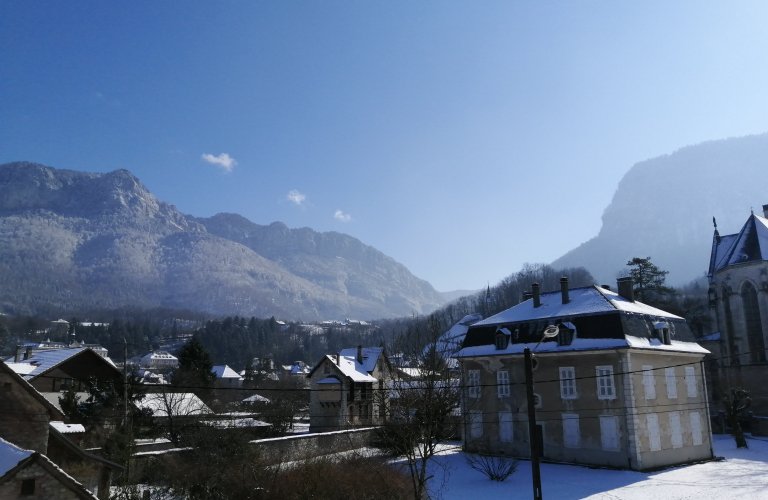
top-left (334, 210), bottom-right (352, 222)
top-left (201, 153), bottom-right (237, 172)
top-left (286, 190), bottom-right (307, 206)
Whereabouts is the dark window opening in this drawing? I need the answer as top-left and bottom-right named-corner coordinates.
top-left (558, 327), bottom-right (574, 346)
top-left (21, 479), bottom-right (35, 495)
top-left (742, 282), bottom-right (766, 363)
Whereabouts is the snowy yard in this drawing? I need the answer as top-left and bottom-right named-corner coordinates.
top-left (428, 435), bottom-right (768, 500)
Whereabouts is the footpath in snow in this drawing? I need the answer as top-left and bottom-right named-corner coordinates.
top-left (430, 435), bottom-right (768, 500)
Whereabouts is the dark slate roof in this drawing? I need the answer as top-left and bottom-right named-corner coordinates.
top-left (710, 214), bottom-right (768, 275)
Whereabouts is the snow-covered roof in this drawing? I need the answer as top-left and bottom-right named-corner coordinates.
top-left (136, 393), bottom-right (213, 417)
top-left (0, 436), bottom-right (33, 477)
top-left (50, 421), bottom-right (85, 434)
top-left (318, 376), bottom-right (342, 384)
top-left (242, 394), bottom-right (270, 403)
top-left (141, 351), bottom-right (177, 360)
top-left (456, 335), bottom-right (709, 358)
top-left (202, 417), bottom-right (270, 429)
top-left (473, 286), bottom-right (683, 327)
top-left (3, 362), bottom-right (37, 375)
top-left (338, 347), bottom-right (383, 373)
top-left (711, 214), bottom-right (768, 274)
top-left (4, 348), bottom-right (90, 379)
top-left (212, 365), bottom-right (242, 379)
top-left (433, 313), bottom-right (484, 356)
top-left (333, 354), bottom-right (378, 382)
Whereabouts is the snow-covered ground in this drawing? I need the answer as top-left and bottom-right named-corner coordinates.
top-left (429, 435), bottom-right (768, 500)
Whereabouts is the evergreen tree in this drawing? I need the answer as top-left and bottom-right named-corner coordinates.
top-left (626, 257), bottom-right (675, 302)
top-left (173, 336), bottom-right (216, 394)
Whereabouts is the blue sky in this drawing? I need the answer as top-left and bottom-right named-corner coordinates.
top-left (3, 2), bottom-right (768, 291)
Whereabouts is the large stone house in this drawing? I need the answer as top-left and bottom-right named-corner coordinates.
top-left (707, 205), bottom-right (768, 413)
top-left (455, 278), bottom-right (713, 471)
top-left (307, 347), bottom-right (391, 433)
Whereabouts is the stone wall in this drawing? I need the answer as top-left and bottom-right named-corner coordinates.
top-left (0, 372), bottom-right (52, 453)
top-left (249, 427), bottom-right (376, 465)
top-left (0, 462), bottom-right (83, 500)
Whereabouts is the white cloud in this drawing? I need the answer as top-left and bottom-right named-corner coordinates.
top-left (334, 210), bottom-right (352, 222)
top-left (201, 153), bottom-right (237, 172)
top-left (286, 190), bottom-right (307, 206)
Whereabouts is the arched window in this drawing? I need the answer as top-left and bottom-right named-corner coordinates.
top-left (742, 282), bottom-right (766, 363)
top-left (723, 286), bottom-right (739, 364)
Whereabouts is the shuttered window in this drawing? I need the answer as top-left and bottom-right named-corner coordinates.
top-left (690, 412), bottom-right (703, 446)
top-left (499, 412), bottom-right (513, 442)
top-left (596, 366), bottom-right (616, 400)
top-left (669, 412), bottom-right (683, 448)
top-left (559, 367), bottom-right (577, 399)
top-left (470, 410), bottom-right (483, 439)
top-left (685, 366), bottom-right (697, 398)
top-left (665, 367), bottom-right (677, 399)
top-left (468, 370), bottom-right (481, 398)
top-left (562, 413), bottom-right (580, 448)
top-left (497, 371), bottom-right (510, 398)
top-left (642, 366), bottom-right (656, 400)
top-left (646, 413), bottom-right (661, 451)
top-left (599, 415), bottom-right (620, 451)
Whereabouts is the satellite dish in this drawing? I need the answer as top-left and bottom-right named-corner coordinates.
top-left (542, 325), bottom-right (560, 338)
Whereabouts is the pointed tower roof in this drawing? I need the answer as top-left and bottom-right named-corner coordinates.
top-left (710, 214), bottom-right (768, 275)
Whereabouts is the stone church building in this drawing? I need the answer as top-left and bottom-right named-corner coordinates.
top-left (708, 204), bottom-right (768, 414)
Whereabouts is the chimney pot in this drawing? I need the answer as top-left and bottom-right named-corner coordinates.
top-left (24, 347), bottom-right (34, 361)
top-left (560, 277), bottom-right (570, 304)
top-left (601, 285), bottom-right (611, 291)
top-left (617, 277), bottom-right (635, 302)
top-left (357, 345), bottom-right (363, 364)
top-left (532, 283), bottom-right (541, 308)
top-left (523, 291), bottom-right (533, 301)
top-left (762, 204), bottom-right (768, 218)
top-left (14, 345), bottom-right (22, 363)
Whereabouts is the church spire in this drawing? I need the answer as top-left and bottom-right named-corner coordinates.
top-left (713, 216), bottom-right (721, 244)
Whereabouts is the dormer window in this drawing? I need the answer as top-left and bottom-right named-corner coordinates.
top-left (495, 328), bottom-right (510, 350)
top-left (558, 322), bottom-right (576, 346)
top-left (654, 322), bottom-right (672, 345)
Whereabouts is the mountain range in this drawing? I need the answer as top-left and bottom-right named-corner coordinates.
top-left (552, 133), bottom-right (768, 286)
top-left (0, 162), bottom-right (445, 320)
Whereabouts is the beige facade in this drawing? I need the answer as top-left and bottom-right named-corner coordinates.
top-left (460, 348), bottom-right (712, 471)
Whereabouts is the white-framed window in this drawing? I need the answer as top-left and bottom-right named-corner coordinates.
top-left (642, 366), bottom-right (656, 400)
top-left (562, 413), bottom-right (580, 448)
top-left (665, 367), bottom-right (678, 399)
top-left (669, 411), bottom-right (683, 448)
top-left (596, 366), bottom-right (616, 400)
top-left (559, 367), bottom-right (577, 399)
top-left (468, 370), bottom-right (481, 398)
top-left (646, 413), bottom-right (661, 451)
top-left (499, 412), bottom-right (513, 442)
top-left (599, 415), bottom-right (620, 451)
top-left (497, 370), bottom-right (510, 398)
top-left (469, 410), bottom-right (483, 439)
top-left (690, 412), bottom-right (703, 446)
top-left (685, 366), bottom-right (697, 398)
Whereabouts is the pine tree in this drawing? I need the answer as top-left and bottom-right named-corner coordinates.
top-left (626, 257), bottom-right (675, 302)
top-left (173, 337), bottom-right (216, 396)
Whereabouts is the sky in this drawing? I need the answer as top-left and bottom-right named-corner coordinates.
top-left (3, 2), bottom-right (768, 292)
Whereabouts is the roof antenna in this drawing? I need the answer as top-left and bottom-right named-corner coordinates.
top-left (712, 216), bottom-right (717, 230)
top-left (713, 216), bottom-right (721, 244)
top-left (751, 207), bottom-right (754, 215)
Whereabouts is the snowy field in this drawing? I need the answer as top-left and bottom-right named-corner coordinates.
top-left (429, 435), bottom-right (768, 500)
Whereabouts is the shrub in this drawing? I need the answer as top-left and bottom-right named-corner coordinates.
top-left (465, 453), bottom-right (519, 482)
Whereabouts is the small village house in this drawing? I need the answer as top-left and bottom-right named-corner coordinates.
top-left (455, 278), bottom-right (713, 471)
top-left (307, 346), bottom-right (391, 433)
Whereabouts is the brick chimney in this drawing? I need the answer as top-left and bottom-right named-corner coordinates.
top-left (617, 277), bottom-right (635, 302)
top-left (14, 345), bottom-right (22, 363)
top-left (560, 277), bottom-right (570, 304)
top-left (357, 345), bottom-right (363, 364)
top-left (532, 283), bottom-right (541, 308)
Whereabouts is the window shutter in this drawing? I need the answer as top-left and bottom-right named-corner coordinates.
top-left (470, 410), bottom-right (483, 439)
top-left (497, 371), bottom-right (510, 398)
top-left (669, 412), bottom-right (683, 448)
top-left (469, 370), bottom-right (481, 398)
top-left (642, 366), bottom-right (656, 400)
top-left (562, 413), bottom-right (580, 448)
top-left (685, 366), bottom-right (697, 398)
top-left (559, 367), bottom-right (576, 399)
top-left (499, 412), bottom-right (513, 442)
top-left (596, 366), bottom-right (615, 400)
top-left (646, 413), bottom-right (661, 451)
top-left (599, 415), bottom-right (620, 451)
top-left (690, 412), bottom-right (703, 446)
top-left (665, 367), bottom-right (677, 399)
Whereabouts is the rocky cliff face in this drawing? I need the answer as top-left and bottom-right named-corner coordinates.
top-left (0, 162), bottom-right (444, 320)
top-left (551, 134), bottom-right (768, 285)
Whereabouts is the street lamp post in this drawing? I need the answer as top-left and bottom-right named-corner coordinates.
top-left (525, 325), bottom-right (559, 500)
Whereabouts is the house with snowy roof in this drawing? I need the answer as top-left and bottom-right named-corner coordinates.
top-left (307, 346), bottom-right (392, 432)
top-left (707, 205), bottom-right (768, 415)
top-left (139, 351), bottom-right (179, 371)
top-left (455, 277), bottom-right (713, 471)
top-left (212, 365), bottom-right (244, 388)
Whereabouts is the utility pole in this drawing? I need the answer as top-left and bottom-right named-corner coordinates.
top-left (123, 338), bottom-right (128, 427)
top-left (524, 347), bottom-right (542, 500)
